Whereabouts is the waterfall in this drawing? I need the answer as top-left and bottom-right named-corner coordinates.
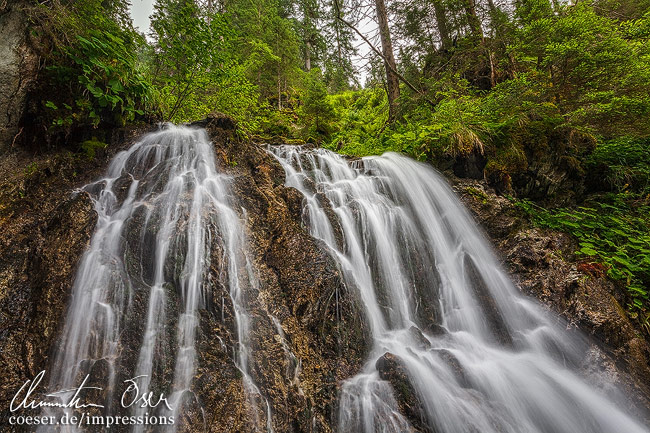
top-left (270, 146), bottom-right (647, 433)
top-left (42, 125), bottom-right (269, 432)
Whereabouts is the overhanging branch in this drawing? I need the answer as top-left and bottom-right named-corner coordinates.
top-left (333, 0), bottom-right (436, 109)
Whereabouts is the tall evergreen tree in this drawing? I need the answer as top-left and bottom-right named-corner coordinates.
top-left (323, 0), bottom-right (358, 91)
top-left (374, 0), bottom-right (400, 119)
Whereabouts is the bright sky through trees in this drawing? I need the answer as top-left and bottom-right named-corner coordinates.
top-left (130, 0), bottom-right (154, 32)
top-left (128, 0), bottom-right (372, 82)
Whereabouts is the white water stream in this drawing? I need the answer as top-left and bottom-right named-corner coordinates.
top-left (36, 127), bottom-right (647, 432)
top-left (41, 125), bottom-right (270, 432)
top-left (270, 146), bottom-right (648, 433)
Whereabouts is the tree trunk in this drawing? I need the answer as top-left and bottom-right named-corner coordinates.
top-left (374, 0), bottom-right (400, 120)
top-left (278, 72), bottom-right (282, 110)
top-left (305, 40), bottom-right (312, 71)
top-left (431, 0), bottom-right (451, 50)
top-left (333, 0), bottom-right (437, 108)
top-left (464, 0), bottom-right (483, 41)
top-left (486, 0), bottom-right (498, 17)
top-left (303, 0), bottom-right (314, 71)
top-left (486, 0), bottom-right (500, 34)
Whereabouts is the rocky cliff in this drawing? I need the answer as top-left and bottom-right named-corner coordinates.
top-left (0, 115), bottom-right (648, 431)
top-left (0, 0), bottom-right (38, 154)
top-left (0, 116), bottom-right (369, 432)
top-left (454, 177), bottom-right (650, 423)
top-left (0, 126), bottom-right (149, 428)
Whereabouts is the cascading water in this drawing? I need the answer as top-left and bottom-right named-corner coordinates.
top-left (41, 125), bottom-right (270, 432)
top-left (270, 146), bottom-right (648, 433)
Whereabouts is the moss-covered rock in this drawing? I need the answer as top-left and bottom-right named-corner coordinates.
top-left (375, 352), bottom-right (431, 433)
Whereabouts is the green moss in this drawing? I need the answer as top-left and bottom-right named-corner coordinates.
top-left (81, 137), bottom-right (108, 159)
top-left (465, 187), bottom-right (489, 204)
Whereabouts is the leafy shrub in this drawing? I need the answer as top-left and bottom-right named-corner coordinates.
top-left (258, 108), bottom-right (297, 137)
top-left (585, 137), bottom-right (650, 194)
top-left (45, 29), bottom-right (152, 128)
top-left (32, 0), bottom-right (154, 134)
top-left (516, 194), bottom-right (650, 318)
top-left (325, 88), bottom-right (390, 156)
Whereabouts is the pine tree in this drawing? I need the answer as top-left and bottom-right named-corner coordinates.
top-left (302, 68), bottom-right (336, 135)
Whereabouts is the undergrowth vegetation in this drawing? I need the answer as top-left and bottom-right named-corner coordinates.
top-left (33, 0), bottom-right (154, 132)
top-left (514, 137), bottom-right (650, 330)
top-left (516, 195), bottom-right (650, 325)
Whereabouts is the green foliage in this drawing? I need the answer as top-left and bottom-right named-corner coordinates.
top-left (81, 137), bottom-right (108, 159)
top-left (409, 95), bottom-right (488, 159)
top-left (324, 88), bottom-right (392, 156)
top-left (47, 30), bottom-right (151, 127)
top-left (258, 108), bottom-right (298, 137)
top-left (327, 3), bottom-right (650, 176)
top-left (35, 0), bottom-right (153, 131)
top-left (150, 0), bottom-right (259, 126)
top-left (300, 68), bottom-right (337, 136)
top-left (324, 73), bottom-right (560, 170)
top-left (586, 137), bottom-right (650, 194)
top-left (226, 0), bottom-right (302, 105)
top-left (517, 4), bottom-right (650, 136)
top-left (515, 195), bottom-right (650, 315)
top-left (320, 0), bottom-right (358, 91)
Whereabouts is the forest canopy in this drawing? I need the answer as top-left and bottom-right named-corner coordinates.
top-left (32, 0), bottom-right (650, 144)
top-left (26, 0), bottom-right (650, 325)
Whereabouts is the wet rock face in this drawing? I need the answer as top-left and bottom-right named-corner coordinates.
top-left (453, 176), bottom-right (650, 422)
top-left (0, 0), bottom-right (38, 153)
top-left (0, 117), bottom-right (367, 432)
top-left (510, 158), bottom-right (583, 206)
top-left (0, 125), bottom-right (153, 430)
top-left (183, 114), bottom-right (369, 432)
top-left (375, 353), bottom-right (431, 433)
top-left (0, 185), bottom-right (96, 420)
